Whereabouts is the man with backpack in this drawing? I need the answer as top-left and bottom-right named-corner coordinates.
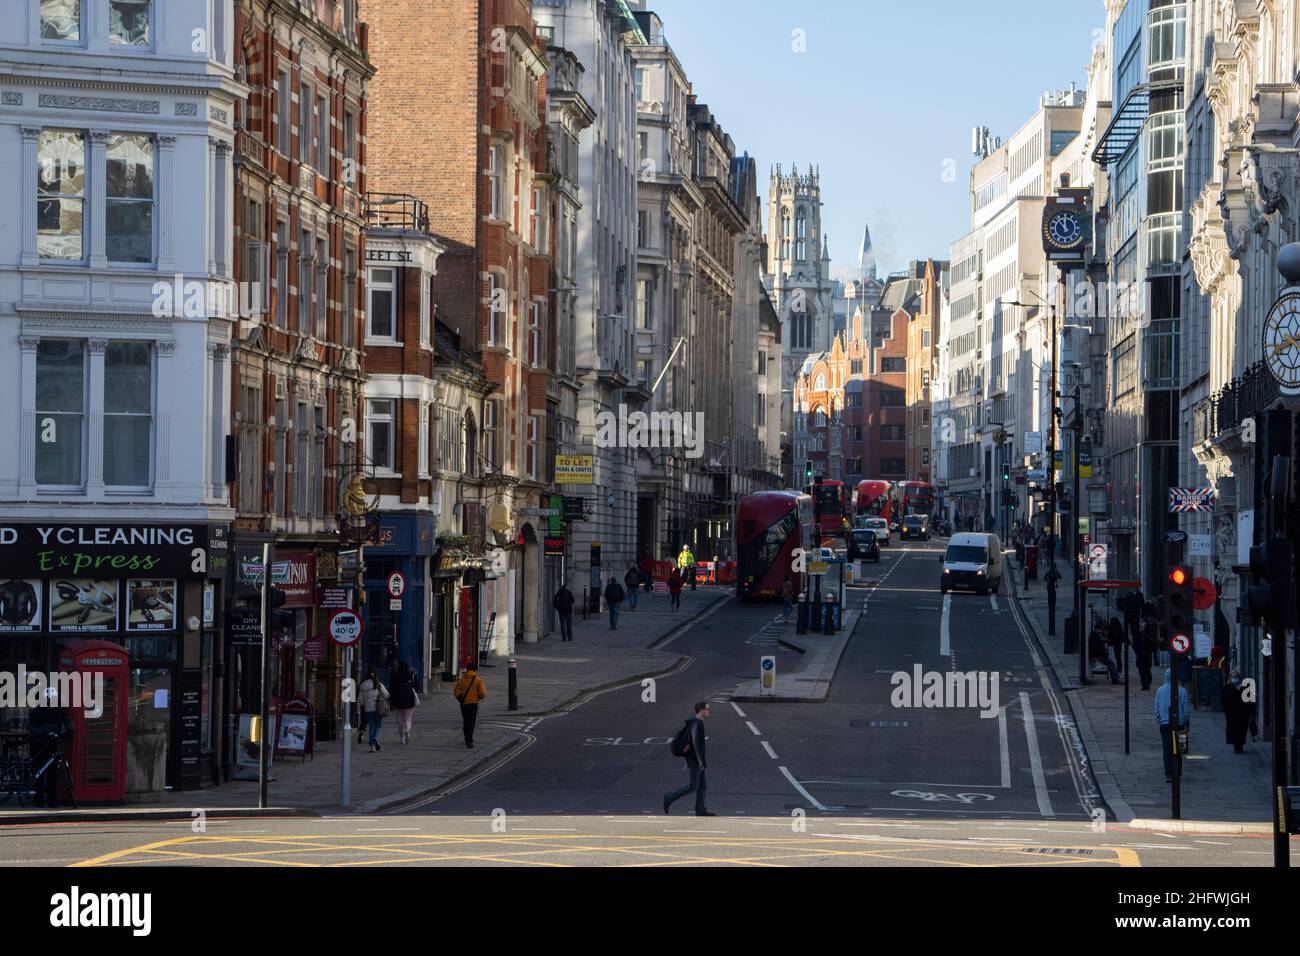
top-left (624, 565), bottom-right (642, 610)
top-left (662, 701), bottom-right (714, 816)
top-left (604, 577), bottom-right (626, 630)
top-left (452, 663), bottom-right (487, 748)
top-left (552, 583), bottom-right (575, 641)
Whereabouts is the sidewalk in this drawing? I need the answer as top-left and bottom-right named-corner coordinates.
top-left (1009, 554), bottom-right (1273, 829)
top-left (0, 587), bottom-right (729, 822)
top-left (733, 606), bottom-right (860, 702)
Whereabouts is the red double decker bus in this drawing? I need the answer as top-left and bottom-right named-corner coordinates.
top-left (899, 481), bottom-right (936, 517)
top-left (855, 480), bottom-right (894, 523)
top-left (736, 491), bottom-right (813, 601)
top-left (805, 479), bottom-right (848, 539)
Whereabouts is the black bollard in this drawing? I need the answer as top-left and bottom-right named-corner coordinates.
top-left (508, 657), bottom-right (518, 711)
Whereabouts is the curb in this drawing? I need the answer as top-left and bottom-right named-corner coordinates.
top-left (367, 736), bottom-right (523, 814)
top-left (733, 608), bottom-right (860, 704)
top-left (1009, 576), bottom-right (1136, 823)
top-left (1124, 818), bottom-right (1276, 835)
top-left (0, 806), bottom-right (315, 826)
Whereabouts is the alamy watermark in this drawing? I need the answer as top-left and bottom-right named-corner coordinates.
top-left (594, 403), bottom-right (704, 459)
top-left (890, 665), bottom-right (1000, 719)
top-left (151, 274), bottom-right (264, 321)
top-left (0, 668), bottom-right (104, 718)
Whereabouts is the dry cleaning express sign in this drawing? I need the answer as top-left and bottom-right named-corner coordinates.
top-left (0, 524), bottom-right (212, 578)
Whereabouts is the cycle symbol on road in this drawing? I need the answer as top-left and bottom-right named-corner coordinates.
top-left (890, 790), bottom-right (995, 804)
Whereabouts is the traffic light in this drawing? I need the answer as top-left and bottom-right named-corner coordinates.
top-left (805, 460), bottom-right (814, 484)
top-left (1001, 463), bottom-right (1010, 482)
top-left (1164, 564), bottom-right (1193, 649)
top-left (1245, 540), bottom-right (1297, 629)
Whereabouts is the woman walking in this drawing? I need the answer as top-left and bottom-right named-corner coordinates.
top-left (390, 660), bottom-right (419, 745)
top-left (358, 668), bottom-right (390, 751)
top-left (668, 567), bottom-right (683, 611)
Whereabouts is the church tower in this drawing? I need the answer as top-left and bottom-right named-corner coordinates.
top-left (766, 164), bottom-right (833, 479)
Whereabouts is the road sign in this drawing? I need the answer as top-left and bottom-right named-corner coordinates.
top-left (760, 655), bottom-right (776, 694)
top-left (1170, 633), bottom-right (1191, 655)
top-left (809, 561), bottom-right (829, 576)
top-left (386, 572), bottom-right (406, 599)
top-left (328, 609), bottom-right (364, 646)
top-left (1024, 432), bottom-right (1043, 455)
top-left (389, 598), bottom-right (402, 611)
top-left (1192, 577), bottom-right (1217, 611)
top-left (522, 508), bottom-right (559, 517)
top-left (1088, 544), bottom-right (1108, 579)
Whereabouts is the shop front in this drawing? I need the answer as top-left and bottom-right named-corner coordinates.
top-left (0, 521), bottom-right (227, 798)
top-left (361, 514), bottom-right (434, 685)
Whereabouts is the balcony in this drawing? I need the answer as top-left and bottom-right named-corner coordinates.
top-left (1191, 361), bottom-right (1280, 448)
top-left (364, 193), bottom-right (430, 234)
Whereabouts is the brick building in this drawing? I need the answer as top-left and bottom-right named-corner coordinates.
top-left (907, 259), bottom-right (948, 485)
top-left (228, 0), bottom-right (372, 757)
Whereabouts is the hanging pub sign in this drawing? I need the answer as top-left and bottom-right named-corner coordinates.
top-left (1169, 487), bottom-right (1216, 513)
top-left (0, 523), bottom-right (212, 579)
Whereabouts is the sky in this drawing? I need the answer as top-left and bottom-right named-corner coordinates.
top-left (640, 0), bottom-right (1107, 279)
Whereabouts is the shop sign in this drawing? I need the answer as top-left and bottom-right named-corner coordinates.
top-left (544, 536), bottom-right (566, 557)
top-left (239, 552), bottom-right (316, 607)
top-left (562, 497), bottom-right (588, 522)
top-left (302, 636), bottom-right (327, 662)
top-left (555, 455), bottom-right (594, 484)
top-left (276, 693), bottom-right (314, 757)
top-left (228, 606), bottom-right (262, 642)
top-left (0, 523), bottom-right (211, 579)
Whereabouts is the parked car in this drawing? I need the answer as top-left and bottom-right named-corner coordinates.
top-left (847, 528), bottom-right (881, 562)
top-left (900, 515), bottom-right (930, 541)
top-left (939, 532), bottom-right (1005, 595)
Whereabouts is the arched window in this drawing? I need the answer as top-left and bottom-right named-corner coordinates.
top-left (796, 208), bottom-right (807, 260)
top-left (781, 208), bottom-right (792, 260)
top-left (814, 373), bottom-right (826, 392)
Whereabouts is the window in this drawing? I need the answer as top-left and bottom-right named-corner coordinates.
top-left (881, 357), bottom-right (906, 373)
top-left (343, 110), bottom-right (356, 184)
top-left (35, 340), bottom-right (85, 486)
top-left (483, 400), bottom-right (498, 471)
top-left (37, 130), bottom-right (85, 261)
top-left (104, 133), bottom-right (155, 263)
top-left (103, 342), bottom-right (152, 486)
top-left (795, 209), bottom-right (807, 261)
top-left (41, 0), bottom-right (80, 41)
top-left (313, 406), bottom-right (325, 517)
top-left (781, 209), bottom-right (791, 260)
top-left (880, 390), bottom-right (904, 407)
top-left (297, 231), bottom-right (313, 331)
top-left (367, 267), bottom-right (395, 340)
top-left (486, 273), bottom-right (502, 346)
top-left (299, 83), bottom-right (312, 164)
top-left (638, 132), bottom-right (649, 165)
top-left (273, 398), bottom-right (287, 515)
top-left (418, 402), bottom-right (430, 477)
top-left (922, 449), bottom-right (930, 465)
top-left (294, 401), bottom-right (309, 515)
top-left (882, 425), bottom-right (906, 442)
top-left (635, 68), bottom-right (645, 101)
top-left (109, 1), bottom-right (150, 46)
top-left (277, 71), bottom-right (291, 155)
top-left (528, 301), bottom-right (541, 366)
top-left (315, 235), bottom-right (328, 337)
top-left (922, 330), bottom-right (931, 348)
top-left (637, 279), bottom-right (652, 330)
top-left (637, 210), bottom-right (648, 247)
top-left (237, 383), bottom-right (262, 513)
top-left (880, 458), bottom-right (906, 476)
top-left (316, 94), bottom-right (330, 172)
top-left (526, 416), bottom-right (538, 480)
top-left (420, 273), bottom-right (431, 347)
top-left (850, 359), bottom-right (863, 375)
top-left (342, 248), bottom-right (356, 346)
top-left (1147, 4), bottom-right (1186, 74)
top-left (275, 220), bottom-right (289, 328)
top-left (758, 350), bottom-right (767, 375)
top-left (366, 399), bottom-right (395, 471)
top-left (438, 408), bottom-right (463, 473)
top-left (488, 146), bottom-right (502, 220)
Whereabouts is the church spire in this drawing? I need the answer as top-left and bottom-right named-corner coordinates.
top-left (857, 222), bottom-right (876, 278)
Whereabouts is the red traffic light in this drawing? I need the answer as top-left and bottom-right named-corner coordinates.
top-left (1169, 567), bottom-right (1187, 586)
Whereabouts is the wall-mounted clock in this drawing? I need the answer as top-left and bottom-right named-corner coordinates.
top-left (1263, 288), bottom-right (1300, 394)
top-left (1044, 210), bottom-right (1083, 251)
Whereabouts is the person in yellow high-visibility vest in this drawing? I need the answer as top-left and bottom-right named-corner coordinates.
top-left (677, 545), bottom-right (696, 591)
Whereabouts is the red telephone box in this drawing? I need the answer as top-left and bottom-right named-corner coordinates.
top-left (57, 640), bottom-right (129, 804)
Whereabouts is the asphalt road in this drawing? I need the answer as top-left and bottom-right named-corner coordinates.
top-left (3, 540), bottom-right (1292, 867)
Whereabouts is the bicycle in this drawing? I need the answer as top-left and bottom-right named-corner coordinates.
top-left (0, 733), bottom-right (76, 810)
top-left (0, 737), bottom-right (31, 807)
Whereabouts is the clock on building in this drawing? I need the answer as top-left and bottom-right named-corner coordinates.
top-left (1044, 210), bottom-right (1083, 251)
top-left (1263, 288), bottom-right (1300, 394)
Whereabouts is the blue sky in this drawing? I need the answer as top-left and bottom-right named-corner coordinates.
top-left (641, 0), bottom-right (1106, 278)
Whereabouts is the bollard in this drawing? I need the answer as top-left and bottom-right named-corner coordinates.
top-left (508, 657), bottom-right (518, 711)
top-left (796, 593), bottom-right (808, 635)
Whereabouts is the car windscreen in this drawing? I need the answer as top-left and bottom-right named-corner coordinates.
top-left (865, 519), bottom-right (886, 527)
top-left (903, 517), bottom-right (923, 526)
top-left (850, 531), bottom-right (874, 542)
top-left (944, 545), bottom-right (988, 564)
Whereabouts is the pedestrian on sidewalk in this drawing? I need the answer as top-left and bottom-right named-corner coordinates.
top-left (604, 577), bottom-right (626, 630)
top-left (390, 660), bottom-right (419, 745)
top-left (1222, 670), bottom-right (1256, 754)
top-left (668, 568), bottom-right (683, 611)
top-left (1088, 623), bottom-right (1120, 684)
top-left (1107, 616), bottom-right (1128, 676)
top-left (553, 583), bottom-right (575, 641)
top-left (1013, 527), bottom-right (1025, 567)
top-left (624, 566), bottom-right (642, 610)
top-left (781, 575), bottom-right (795, 624)
top-left (1134, 605), bottom-right (1157, 690)
top-left (678, 544), bottom-right (696, 591)
top-left (453, 663), bottom-right (487, 748)
top-left (638, 551), bottom-right (654, 592)
top-left (662, 701), bottom-right (714, 816)
top-left (1153, 668), bottom-right (1190, 781)
top-left (358, 669), bottom-right (390, 752)
top-left (1122, 588), bottom-right (1145, 646)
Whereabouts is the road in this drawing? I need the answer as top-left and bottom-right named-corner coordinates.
top-left (3, 540), bottom-right (1291, 866)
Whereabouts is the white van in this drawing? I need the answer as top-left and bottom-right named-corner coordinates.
top-left (939, 532), bottom-right (1004, 594)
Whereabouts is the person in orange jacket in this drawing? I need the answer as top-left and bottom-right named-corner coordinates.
top-left (453, 663), bottom-right (487, 748)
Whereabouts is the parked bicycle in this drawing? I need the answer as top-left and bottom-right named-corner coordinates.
top-left (0, 732), bottom-right (76, 809)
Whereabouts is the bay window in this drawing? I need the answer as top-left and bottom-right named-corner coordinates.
top-left (366, 399), bottom-right (395, 471)
top-left (103, 342), bottom-right (152, 487)
top-left (105, 133), bottom-right (155, 264)
top-left (35, 340), bottom-right (86, 487)
top-left (37, 130), bottom-right (86, 261)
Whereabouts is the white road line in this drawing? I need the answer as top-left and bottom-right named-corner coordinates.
top-left (745, 720), bottom-right (762, 736)
top-left (511, 828), bottom-right (578, 832)
top-left (730, 701), bottom-right (747, 718)
top-left (998, 705), bottom-right (1011, 789)
top-left (940, 593), bottom-right (952, 657)
top-left (779, 765), bottom-right (829, 812)
top-left (989, 593), bottom-right (999, 612)
top-left (1019, 692), bottom-right (1055, 819)
top-left (761, 740), bottom-right (779, 760)
top-left (664, 829), bottom-right (727, 834)
top-left (355, 828), bottom-right (422, 832)
top-left (1194, 840), bottom-right (1232, 846)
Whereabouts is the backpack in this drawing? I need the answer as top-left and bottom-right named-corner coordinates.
top-left (669, 720), bottom-right (693, 757)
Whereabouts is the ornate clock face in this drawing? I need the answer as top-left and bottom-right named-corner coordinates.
top-left (1264, 290), bottom-right (1300, 393)
top-left (1046, 211), bottom-right (1083, 249)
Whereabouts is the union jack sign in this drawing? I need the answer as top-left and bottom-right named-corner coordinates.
top-left (1169, 487), bottom-right (1216, 513)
